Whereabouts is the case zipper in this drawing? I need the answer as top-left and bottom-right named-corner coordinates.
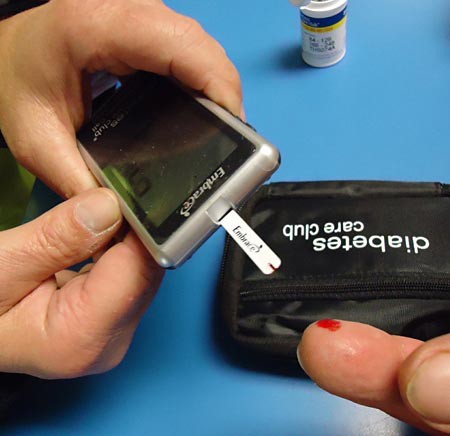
top-left (240, 279), bottom-right (450, 302)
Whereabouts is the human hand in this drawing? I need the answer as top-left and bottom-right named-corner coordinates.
top-left (0, 188), bottom-right (163, 378)
top-left (298, 320), bottom-right (450, 435)
top-left (0, 0), bottom-right (243, 198)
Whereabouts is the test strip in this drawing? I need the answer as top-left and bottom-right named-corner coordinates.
top-left (220, 209), bottom-right (281, 275)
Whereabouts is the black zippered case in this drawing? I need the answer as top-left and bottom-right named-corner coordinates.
top-left (219, 181), bottom-right (450, 359)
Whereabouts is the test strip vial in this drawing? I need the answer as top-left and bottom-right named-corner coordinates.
top-left (291, 0), bottom-right (348, 68)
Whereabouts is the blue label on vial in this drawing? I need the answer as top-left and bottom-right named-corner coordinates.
top-left (301, 7), bottom-right (347, 29)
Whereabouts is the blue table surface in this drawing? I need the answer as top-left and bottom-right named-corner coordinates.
top-left (4, 0), bottom-right (450, 434)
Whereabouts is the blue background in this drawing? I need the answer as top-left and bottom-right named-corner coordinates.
top-left (4, 0), bottom-right (450, 434)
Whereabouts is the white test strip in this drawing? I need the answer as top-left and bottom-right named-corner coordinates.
top-left (219, 209), bottom-right (281, 275)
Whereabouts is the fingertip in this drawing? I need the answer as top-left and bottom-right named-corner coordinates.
top-left (50, 157), bottom-right (99, 199)
top-left (201, 75), bottom-right (243, 117)
top-left (65, 170), bottom-right (99, 198)
top-left (122, 231), bottom-right (165, 290)
top-left (240, 103), bottom-right (247, 122)
top-left (38, 121), bottom-right (99, 199)
top-left (298, 319), bottom-right (346, 378)
top-left (299, 320), bottom-right (414, 405)
top-left (398, 334), bottom-right (450, 430)
top-left (55, 269), bottom-right (78, 288)
top-left (403, 353), bottom-right (450, 428)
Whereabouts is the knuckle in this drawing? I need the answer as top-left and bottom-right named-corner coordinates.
top-left (49, 353), bottom-right (102, 379)
top-left (51, 0), bottom-right (101, 24)
top-left (57, 166), bottom-right (86, 199)
top-left (53, 336), bottom-right (127, 378)
top-left (49, 0), bottom-right (113, 60)
top-left (27, 213), bottom-right (86, 267)
top-left (226, 64), bottom-right (242, 91)
top-left (8, 137), bottom-right (37, 170)
top-left (212, 39), bottom-right (228, 59)
top-left (70, 350), bottom-right (106, 377)
top-left (42, 335), bottom-right (106, 378)
top-left (175, 16), bottom-right (206, 46)
top-left (43, 293), bottom-right (128, 377)
top-left (103, 351), bottom-right (127, 372)
top-left (229, 63), bottom-right (241, 83)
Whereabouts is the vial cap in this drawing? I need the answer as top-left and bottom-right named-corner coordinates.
top-left (289, 0), bottom-right (328, 6)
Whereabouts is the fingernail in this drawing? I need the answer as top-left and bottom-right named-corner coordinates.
top-left (240, 103), bottom-right (246, 122)
top-left (296, 344), bottom-right (305, 372)
top-left (406, 352), bottom-right (450, 423)
top-left (76, 190), bottom-right (121, 233)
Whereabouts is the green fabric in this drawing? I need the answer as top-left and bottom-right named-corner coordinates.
top-left (0, 150), bottom-right (35, 230)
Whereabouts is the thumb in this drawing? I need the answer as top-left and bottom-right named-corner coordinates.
top-left (399, 334), bottom-right (450, 434)
top-left (0, 188), bottom-right (121, 313)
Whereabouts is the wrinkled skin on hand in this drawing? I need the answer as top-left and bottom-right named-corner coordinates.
top-left (0, 0), bottom-right (243, 378)
top-left (299, 320), bottom-right (450, 435)
top-left (0, 0), bottom-right (243, 199)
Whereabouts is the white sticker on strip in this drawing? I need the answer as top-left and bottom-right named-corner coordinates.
top-left (219, 209), bottom-right (281, 275)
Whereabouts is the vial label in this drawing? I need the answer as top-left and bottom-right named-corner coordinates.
top-left (301, 6), bottom-right (347, 67)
